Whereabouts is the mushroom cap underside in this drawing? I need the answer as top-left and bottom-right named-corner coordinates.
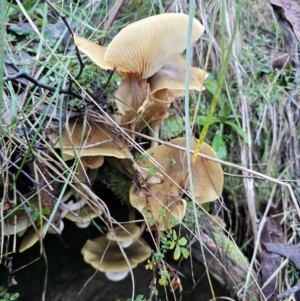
top-left (104, 13), bottom-right (204, 78)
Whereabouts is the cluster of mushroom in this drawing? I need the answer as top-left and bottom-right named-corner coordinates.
top-left (2, 13), bottom-right (224, 281)
top-left (74, 13), bottom-right (207, 137)
top-left (130, 137), bottom-right (224, 231)
top-left (81, 224), bottom-right (151, 281)
top-left (2, 191), bottom-right (103, 252)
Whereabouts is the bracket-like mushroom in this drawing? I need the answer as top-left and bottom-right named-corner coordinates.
top-left (64, 202), bottom-right (102, 228)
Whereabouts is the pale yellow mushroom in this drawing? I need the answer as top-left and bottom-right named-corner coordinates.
top-left (19, 220), bottom-right (64, 253)
top-left (19, 224), bottom-right (46, 253)
top-left (104, 14), bottom-right (204, 78)
top-left (65, 203), bottom-right (102, 228)
top-left (2, 200), bottom-right (38, 236)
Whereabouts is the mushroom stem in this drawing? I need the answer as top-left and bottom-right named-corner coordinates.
top-left (105, 270), bottom-right (129, 282)
top-left (128, 73), bottom-right (148, 111)
top-left (120, 239), bottom-right (134, 248)
top-left (75, 221), bottom-right (91, 228)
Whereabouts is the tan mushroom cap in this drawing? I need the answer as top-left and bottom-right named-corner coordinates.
top-left (130, 137), bottom-right (223, 230)
top-left (130, 142), bottom-right (188, 230)
top-left (134, 90), bottom-right (173, 133)
top-left (19, 224), bottom-right (46, 253)
top-left (3, 212), bottom-right (33, 236)
top-left (3, 199), bottom-right (40, 236)
top-left (73, 36), bottom-right (112, 70)
top-left (130, 184), bottom-right (187, 231)
top-left (172, 137), bottom-right (224, 203)
top-left (53, 119), bottom-right (132, 169)
top-left (65, 204), bottom-right (102, 224)
top-left (106, 224), bottom-right (141, 242)
top-left (104, 13), bottom-right (204, 79)
top-left (81, 236), bottom-right (151, 273)
top-left (80, 156), bottom-right (104, 169)
top-left (148, 56), bottom-right (208, 94)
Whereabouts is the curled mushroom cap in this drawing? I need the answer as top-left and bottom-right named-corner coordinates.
top-left (81, 235), bottom-right (151, 281)
top-left (19, 224), bottom-right (46, 253)
top-left (148, 56), bottom-right (208, 95)
top-left (172, 137), bottom-right (224, 203)
top-left (107, 224), bottom-right (141, 248)
top-left (19, 220), bottom-right (64, 253)
top-left (3, 211), bottom-right (33, 236)
top-left (130, 137), bottom-right (223, 230)
top-left (73, 36), bottom-right (111, 70)
top-left (2, 199), bottom-right (40, 236)
top-left (105, 13), bottom-right (204, 78)
top-left (52, 118), bottom-right (132, 169)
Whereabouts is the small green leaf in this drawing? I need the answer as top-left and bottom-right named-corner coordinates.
top-left (180, 248), bottom-right (190, 259)
top-left (161, 117), bottom-right (185, 139)
top-left (172, 229), bottom-right (177, 241)
top-left (10, 293), bottom-right (20, 301)
top-left (159, 208), bottom-right (166, 217)
top-left (169, 240), bottom-right (176, 250)
top-left (177, 237), bottom-right (188, 246)
top-left (195, 116), bottom-right (219, 126)
top-left (224, 121), bottom-right (248, 142)
top-left (161, 236), bottom-right (168, 243)
top-left (173, 245), bottom-right (181, 260)
top-left (212, 130), bottom-right (227, 161)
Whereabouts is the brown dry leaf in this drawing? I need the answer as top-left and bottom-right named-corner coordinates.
top-left (264, 243), bottom-right (300, 270)
top-left (170, 275), bottom-right (182, 292)
top-left (270, 0), bottom-right (300, 41)
top-left (260, 217), bottom-right (284, 301)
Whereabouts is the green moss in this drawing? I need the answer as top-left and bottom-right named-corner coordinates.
top-left (98, 163), bottom-right (131, 204)
top-left (213, 229), bottom-right (249, 265)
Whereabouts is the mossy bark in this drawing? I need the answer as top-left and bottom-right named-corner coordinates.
top-left (186, 211), bottom-right (260, 300)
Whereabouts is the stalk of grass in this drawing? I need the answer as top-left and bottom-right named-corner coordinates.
top-left (184, 1), bottom-right (217, 300)
top-left (0, 1), bottom-right (6, 113)
top-left (192, 0), bottom-right (242, 164)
